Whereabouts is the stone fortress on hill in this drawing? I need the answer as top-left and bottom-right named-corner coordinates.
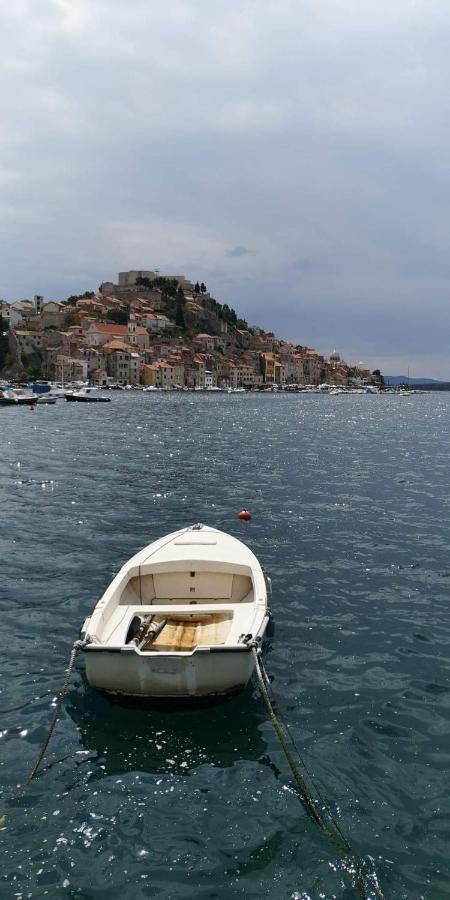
top-left (0, 269), bottom-right (377, 389)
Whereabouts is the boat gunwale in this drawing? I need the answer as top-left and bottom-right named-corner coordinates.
top-left (83, 643), bottom-right (253, 655)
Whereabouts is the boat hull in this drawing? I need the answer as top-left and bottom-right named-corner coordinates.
top-left (65, 393), bottom-right (111, 402)
top-left (0, 396), bottom-right (38, 406)
top-left (84, 646), bottom-right (255, 699)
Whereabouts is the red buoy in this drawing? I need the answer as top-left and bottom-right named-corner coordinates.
top-left (238, 508), bottom-right (252, 522)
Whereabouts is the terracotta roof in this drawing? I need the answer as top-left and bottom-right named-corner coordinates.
top-left (103, 340), bottom-right (134, 351)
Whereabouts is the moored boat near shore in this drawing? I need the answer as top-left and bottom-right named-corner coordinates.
top-left (65, 388), bottom-right (111, 403)
top-left (0, 388), bottom-right (38, 407)
top-left (80, 524), bottom-right (270, 701)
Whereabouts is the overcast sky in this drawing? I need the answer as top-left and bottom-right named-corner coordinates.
top-left (1, 1), bottom-right (450, 376)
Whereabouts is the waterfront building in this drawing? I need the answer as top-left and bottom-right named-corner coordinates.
top-left (103, 340), bottom-right (142, 385)
top-left (302, 351), bottom-right (322, 385)
top-left (56, 354), bottom-right (88, 381)
top-left (231, 363), bottom-right (262, 388)
top-left (260, 352), bottom-right (282, 385)
top-left (141, 364), bottom-right (158, 387)
top-left (154, 361), bottom-right (185, 389)
top-left (90, 367), bottom-right (108, 387)
top-left (204, 370), bottom-right (217, 389)
top-left (82, 346), bottom-right (106, 377)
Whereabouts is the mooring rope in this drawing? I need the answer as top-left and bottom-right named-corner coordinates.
top-left (256, 650), bottom-right (354, 853)
top-left (252, 647), bottom-right (384, 900)
top-left (0, 638), bottom-right (88, 829)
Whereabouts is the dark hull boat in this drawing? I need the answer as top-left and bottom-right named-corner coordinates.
top-left (65, 391), bottom-right (111, 403)
top-left (0, 392), bottom-right (38, 407)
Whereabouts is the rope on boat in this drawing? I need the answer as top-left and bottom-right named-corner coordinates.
top-left (252, 647), bottom-right (384, 900)
top-left (0, 638), bottom-right (88, 829)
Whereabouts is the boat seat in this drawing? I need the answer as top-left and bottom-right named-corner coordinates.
top-left (153, 572), bottom-right (233, 600)
top-left (142, 613), bottom-right (232, 652)
top-left (125, 573), bottom-right (253, 605)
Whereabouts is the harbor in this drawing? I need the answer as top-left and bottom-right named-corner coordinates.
top-left (0, 378), bottom-right (430, 406)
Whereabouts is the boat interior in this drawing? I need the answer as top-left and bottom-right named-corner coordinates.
top-left (90, 567), bottom-right (257, 653)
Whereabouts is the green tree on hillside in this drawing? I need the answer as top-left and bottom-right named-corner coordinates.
top-left (136, 276), bottom-right (154, 290)
top-left (221, 304), bottom-right (237, 326)
top-left (107, 308), bottom-right (128, 325)
top-left (136, 276), bottom-right (179, 299)
top-left (175, 285), bottom-right (186, 329)
top-left (175, 301), bottom-right (186, 329)
top-left (26, 365), bottom-right (44, 381)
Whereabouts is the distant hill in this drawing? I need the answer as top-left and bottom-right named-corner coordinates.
top-left (385, 376), bottom-right (442, 385)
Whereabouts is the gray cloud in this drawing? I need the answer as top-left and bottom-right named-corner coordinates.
top-left (1, 1), bottom-right (450, 375)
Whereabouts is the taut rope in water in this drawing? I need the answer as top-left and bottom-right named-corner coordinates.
top-left (0, 638), bottom-right (88, 829)
top-left (251, 647), bottom-right (384, 900)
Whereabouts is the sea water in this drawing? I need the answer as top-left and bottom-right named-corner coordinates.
top-left (1, 392), bottom-right (450, 898)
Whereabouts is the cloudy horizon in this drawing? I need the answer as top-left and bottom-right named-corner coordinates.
top-left (2, 1), bottom-right (450, 377)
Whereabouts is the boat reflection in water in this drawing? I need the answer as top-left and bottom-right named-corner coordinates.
top-left (66, 676), bottom-right (269, 778)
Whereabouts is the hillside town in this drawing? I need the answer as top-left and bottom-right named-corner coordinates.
top-left (0, 271), bottom-right (379, 390)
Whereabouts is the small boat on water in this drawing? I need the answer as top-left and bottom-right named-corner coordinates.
top-left (65, 388), bottom-right (111, 403)
top-left (0, 388), bottom-right (38, 407)
top-left (81, 524), bottom-right (270, 701)
top-left (37, 395), bottom-right (56, 405)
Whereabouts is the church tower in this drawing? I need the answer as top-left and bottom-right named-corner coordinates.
top-left (128, 312), bottom-right (137, 345)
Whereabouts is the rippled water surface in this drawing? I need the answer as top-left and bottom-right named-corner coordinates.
top-left (2, 392), bottom-right (450, 899)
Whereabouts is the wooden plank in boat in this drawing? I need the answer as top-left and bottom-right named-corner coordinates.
top-left (143, 613), bottom-right (231, 651)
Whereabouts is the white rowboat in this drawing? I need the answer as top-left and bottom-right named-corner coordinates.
top-left (81, 524), bottom-right (270, 701)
